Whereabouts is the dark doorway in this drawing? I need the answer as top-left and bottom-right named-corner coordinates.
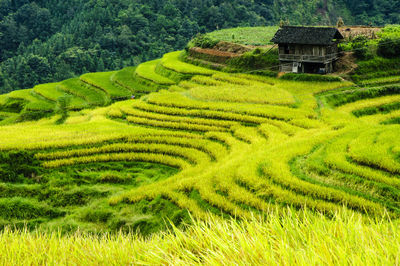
top-left (303, 63), bottom-right (326, 74)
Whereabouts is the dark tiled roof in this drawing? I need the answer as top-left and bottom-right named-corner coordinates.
top-left (271, 26), bottom-right (344, 45)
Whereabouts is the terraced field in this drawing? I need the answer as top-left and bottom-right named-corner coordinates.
top-left (0, 50), bottom-right (400, 233)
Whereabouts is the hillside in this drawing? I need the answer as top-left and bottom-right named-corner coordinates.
top-left (1, 0), bottom-right (400, 94)
top-left (1, 20), bottom-right (400, 238)
top-left (1, 22), bottom-right (400, 263)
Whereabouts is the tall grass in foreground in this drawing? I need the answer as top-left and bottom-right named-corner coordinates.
top-left (1, 208), bottom-right (399, 265)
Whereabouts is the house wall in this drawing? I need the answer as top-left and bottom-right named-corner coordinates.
top-left (278, 43), bottom-right (339, 74)
top-left (279, 44), bottom-right (333, 56)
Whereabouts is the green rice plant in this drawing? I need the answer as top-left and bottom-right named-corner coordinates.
top-left (133, 99), bottom-right (308, 131)
top-left (289, 118), bottom-right (324, 129)
top-left (37, 143), bottom-right (211, 166)
top-left (43, 152), bottom-right (190, 169)
top-left (360, 109), bottom-right (400, 124)
top-left (206, 26), bottom-right (279, 45)
top-left (3, 45), bottom-right (400, 235)
top-left (112, 67), bottom-right (136, 91)
top-left (347, 128), bottom-right (400, 174)
top-left (0, 111), bottom-right (14, 119)
top-left (188, 84), bottom-right (295, 105)
top-left (124, 135), bottom-right (228, 161)
top-left (0, 114), bottom-right (169, 150)
top-left (234, 73), bottom-right (276, 85)
top-left (231, 125), bottom-right (266, 144)
top-left (359, 76), bottom-right (400, 87)
top-left (134, 98), bottom-right (312, 132)
top-left (144, 91), bottom-right (311, 121)
top-left (80, 71), bottom-right (132, 100)
top-left (7, 89), bottom-right (55, 114)
top-left (107, 107), bottom-right (124, 118)
top-left (292, 145), bottom-right (400, 212)
top-left (204, 131), bottom-right (242, 149)
top-left (353, 57), bottom-right (400, 80)
top-left (281, 73), bottom-right (342, 82)
top-left (0, 113), bottom-right (18, 125)
top-left (121, 105), bottom-right (238, 128)
top-left (7, 89), bottom-right (41, 104)
top-left (323, 85), bottom-right (400, 107)
top-left (160, 51), bottom-right (217, 76)
top-left (259, 132), bottom-right (386, 215)
top-left (168, 85), bottom-right (187, 92)
top-left (393, 146), bottom-right (400, 154)
top-left (34, 83), bottom-right (88, 110)
top-left (353, 102), bottom-right (400, 117)
top-left (113, 66), bottom-right (157, 94)
top-left (126, 115), bottom-right (227, 132)
top-left (33, 83), bottom-right (64, 102)
top-left (324, 131), bottom-right (400, 189)
top-left (212, 73), bottom-right (254, 85)
top-left (154, 62), bottom-right (191, 83)
top-left (338, 95), bottom-right (400, 114)
top-left (190, 75), bottom-right (227, 86)
top-left (231, 142), bottom-right (345, 214)
top-left (58, 78), bottom-right (110, 106)
top-left (1, 209), bottom-right (400, 265)
top-left (257, 123), bottom-right (289, 145)
top-left (130, 100), bottom-right (270, 124)
top-left (177, 80), bottom-right (202, 89)
top-left (7, 89), bottom-right (53, 110)
top-left (382, 116), bottom-right (400, 125)
top-left (0, 94), bottom-right (7, 106)
top-left (135, 60), bottom-right (176, 86)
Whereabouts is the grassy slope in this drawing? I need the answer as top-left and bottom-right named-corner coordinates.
top-left (207, 26), bottom-right (279, 45)
top-left (1, 26), bottom-right (400, 263)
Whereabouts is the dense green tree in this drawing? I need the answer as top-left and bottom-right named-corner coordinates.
top-left (0, 0), bottom-right (399, 93)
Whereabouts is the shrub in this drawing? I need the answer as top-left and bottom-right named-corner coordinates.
top-left (377, 37), bottom-right (400, 58)
top-left (351, 36), bottom-right (372, 60)
top-left (227, 48), bottom-right (279, 71)
top-left (280, 73), bottom-right (342, 82)
top-left (0, 151), bottom-right (42, 183)
top-left (189, 34), bottom-right (219, 49)
top-left (355, 57), bottom-right (400, 75)
top-left (55, 95), bottom-right (71, 124)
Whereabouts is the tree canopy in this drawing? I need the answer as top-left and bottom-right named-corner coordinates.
top-left (0, 0), bottom-right (399, 93)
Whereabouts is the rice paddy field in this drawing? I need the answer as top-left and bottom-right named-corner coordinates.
top-left (1, 44), bottom-right (400, 263)
top-left (206, 26), bottom-right (279, 45)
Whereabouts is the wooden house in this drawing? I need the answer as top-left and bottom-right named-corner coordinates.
top-left (271, 26), bottom-right (344, 74)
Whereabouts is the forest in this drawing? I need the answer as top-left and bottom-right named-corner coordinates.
top-left (0, 0), bottom-right (399, 94)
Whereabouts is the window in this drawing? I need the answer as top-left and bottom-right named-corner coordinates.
top-left (284, 45), bottom-right (289, 54)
